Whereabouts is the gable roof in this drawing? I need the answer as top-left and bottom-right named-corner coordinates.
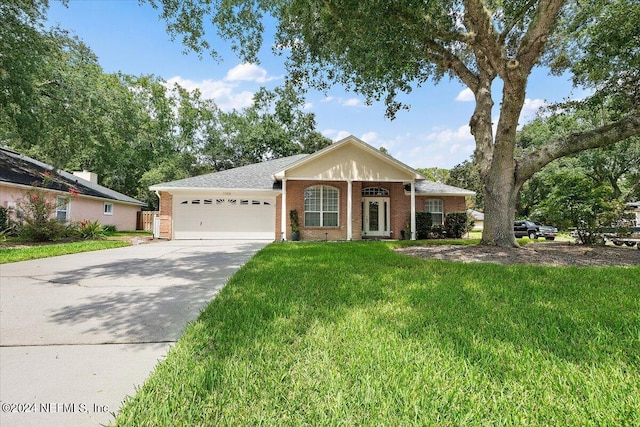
top-left (150, 154), bottom-right (309, 191)
top-left (413, 180), bottom-right (476, 196)
top-left (149, 136), bottom-right (474, 197)
top-left (273, 135), bottom-right (425, 182)
top-left (0, 147), bottom-right (144, 206)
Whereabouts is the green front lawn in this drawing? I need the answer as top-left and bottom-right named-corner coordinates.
top-left (0, 240), bottom-right (130, 264)
top-left (116, 242), bottom-right (639, 426)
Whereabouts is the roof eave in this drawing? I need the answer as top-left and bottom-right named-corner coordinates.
top-left (149, 186), bottom-right (281, 194)
top-left (1, 181), bottom-right (145, 206)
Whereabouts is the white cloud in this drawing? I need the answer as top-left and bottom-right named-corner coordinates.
top-left (425, 124), bottom-right (474, 144)
top-left (224, 63), bottom-right (278, 83)
top-left (334, 130), bottom-right (352, 141)
top-left (322, 126), bottom-right (477, 168)
top-left (520, 98), bottom-right (547, 122)
top-left (321, 95), bottom-right (364, 107)
top-left (322, 129), bottom-right (352, 141)
top-left (455, 87), bottom-right (474, 102)
top-left (303, 102), bottom-right (313, 111)
top-left (165, 76), bottom-right (254, 111)
top-left (375, 127), bottom-right (475, 169)
top-left (342, 98), bottom-right (361, 107)
top-left (360, 131), bottom-right (378, 144)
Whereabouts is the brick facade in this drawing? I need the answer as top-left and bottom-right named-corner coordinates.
top-left (158, 191), bottom-right (173, 239)
top-left (277, 181), bottom-right (468, 241)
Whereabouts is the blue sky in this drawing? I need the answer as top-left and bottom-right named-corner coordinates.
top-left (47, 1), bottom-right (583, 169)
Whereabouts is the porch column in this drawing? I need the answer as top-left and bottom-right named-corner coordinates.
top-left (347, 180), bottom-right (353, 240)
top-left (410, 181), bottom-right (416, 240)
top-left (281, 178), bottom-right (287, 241)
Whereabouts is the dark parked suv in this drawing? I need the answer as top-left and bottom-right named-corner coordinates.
top-left (514, 220), bottom-right (539, 239)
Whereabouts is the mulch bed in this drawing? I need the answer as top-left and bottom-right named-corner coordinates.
top-left (396, 241), bottom-right (640, 267)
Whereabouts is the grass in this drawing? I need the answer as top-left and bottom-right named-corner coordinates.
top-left (0, 231), bottom-right (152, 263)
top-left (0, 240), bottom-right (130, 264)
top-left (115, 242), bottom-right (640, 426)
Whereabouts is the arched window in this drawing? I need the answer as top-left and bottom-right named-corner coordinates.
top-left (425, 199), bottom-right (444, 225)
top-left (361, 187), bottom-right (389, 197)
top-left (304, 185), bottom-right (339, 227)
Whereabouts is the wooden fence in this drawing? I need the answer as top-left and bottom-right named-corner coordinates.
top-left (137, 211), bottom-right (158, 231)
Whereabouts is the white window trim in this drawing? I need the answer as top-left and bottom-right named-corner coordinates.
top-left (304, 185), bottom-right (339, 227)
top-left (425, 199), bottom-right (444, 225)
top-left (104, 202), bottom-right (114, 216)
top-left (56, 197), bottom-right (69, 223)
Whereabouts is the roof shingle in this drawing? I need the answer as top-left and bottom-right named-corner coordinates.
top-left (0, 147), bottom-right (144, 205)
top-left (151, 154), bottom-right (310, 190)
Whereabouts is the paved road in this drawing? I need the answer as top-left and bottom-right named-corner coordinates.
top-left (0, 240), bottom-right (268, 427)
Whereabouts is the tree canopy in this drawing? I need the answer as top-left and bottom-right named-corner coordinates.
top-left (144, 0), bottom-right (640, 246)
top-left (1, 1), bottom-right (330, 211)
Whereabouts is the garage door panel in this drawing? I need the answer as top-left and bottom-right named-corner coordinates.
top-left (174, 197), bottom-right (275, 240)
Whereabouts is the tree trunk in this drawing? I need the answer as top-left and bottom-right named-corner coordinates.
top-left (472, 72), bottom-right (524, 248)
top-left (480, 160), bottom-right (519, 248)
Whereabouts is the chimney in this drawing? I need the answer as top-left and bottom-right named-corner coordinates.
top-left (73, 170), bottom-right (98, 184)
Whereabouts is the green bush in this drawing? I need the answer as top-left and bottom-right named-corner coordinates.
top-left (415, 212), bottom-right (433, 239)
top-left (15, 188), bottom-right (69, 242)
top-left (444, 212), bottom-right (468, 238)
top-left (78, 220), bottom-right (106, 240)
top-left (19, 218), bottom-right (66, 242)
top-left (102, 224), bottom-right (117, 233)
top-left (0, 206), bottom-right (8, 231)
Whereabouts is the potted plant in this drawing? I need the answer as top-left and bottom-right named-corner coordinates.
top-left (289, 209), bottom-right (300, 241)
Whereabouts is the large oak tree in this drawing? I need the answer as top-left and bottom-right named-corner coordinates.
top-left (145, 0), bottom-right (640, 246)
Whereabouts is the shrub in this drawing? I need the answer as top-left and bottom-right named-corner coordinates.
top-left (429, 224), bottom-right (446, 239)
top-left (15, 187), bottom-right (69, 242)
top-left (0, 206), bottom-right (8, 231)
top-left (78, 220), bottom-right (106, 240)
top-left (444, 212), bottom-right (468, 238)
top-left (102, 224), bottom-right (117, 233)
top-left (415, 212), bottom-right (433, 239)
top-left (409, 212), bottom-right (470, 240)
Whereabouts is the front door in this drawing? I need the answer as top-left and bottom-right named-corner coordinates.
top-left (362, 197), bottom-right (390, 237)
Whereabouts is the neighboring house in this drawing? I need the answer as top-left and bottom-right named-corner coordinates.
top-left (1, 147), bottom-right (144, 231)
top-left (150, 136), bottom-right (474, 241)
top-left (627, 201), bottom-right (640, 227)
top-left (467, 209), bottom-right (485, 231)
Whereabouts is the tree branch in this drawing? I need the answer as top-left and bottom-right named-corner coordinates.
top-left (385, 6), bottom-right (480, 90)
top-left (515, 0), bottom-right (565, 73)
top-left (516, 112), bottom-right (640, 185)
top-left (463, 0), bottom-right (505, 74)
top-left (499, 0), bottom-right (538, 45)
top-left (418, 38), bottom-right (480, 90)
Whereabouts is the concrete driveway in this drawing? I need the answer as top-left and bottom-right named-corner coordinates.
top-left (0, 240), bottom-right (268, 427)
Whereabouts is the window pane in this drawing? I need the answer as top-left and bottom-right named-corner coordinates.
top-left (323, 187), bottom-right (338, 212)
top-left (56, 211), bottom-right (67, 223)
top-left (305, 212), bottom-right (320, 227)
top-left (323, 212), bottom-right (338, 227)
top-left (304, 187), bottom-right (321, 211)
top-left (425, 199), bottom-right (443, 213)
top-left (304, 185), bottom-right (339, 227)
top-left (426, 200), bottom-right (443, 225)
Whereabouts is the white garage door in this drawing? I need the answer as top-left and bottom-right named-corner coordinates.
top-left (174, 196), bottom-right (275, 240)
